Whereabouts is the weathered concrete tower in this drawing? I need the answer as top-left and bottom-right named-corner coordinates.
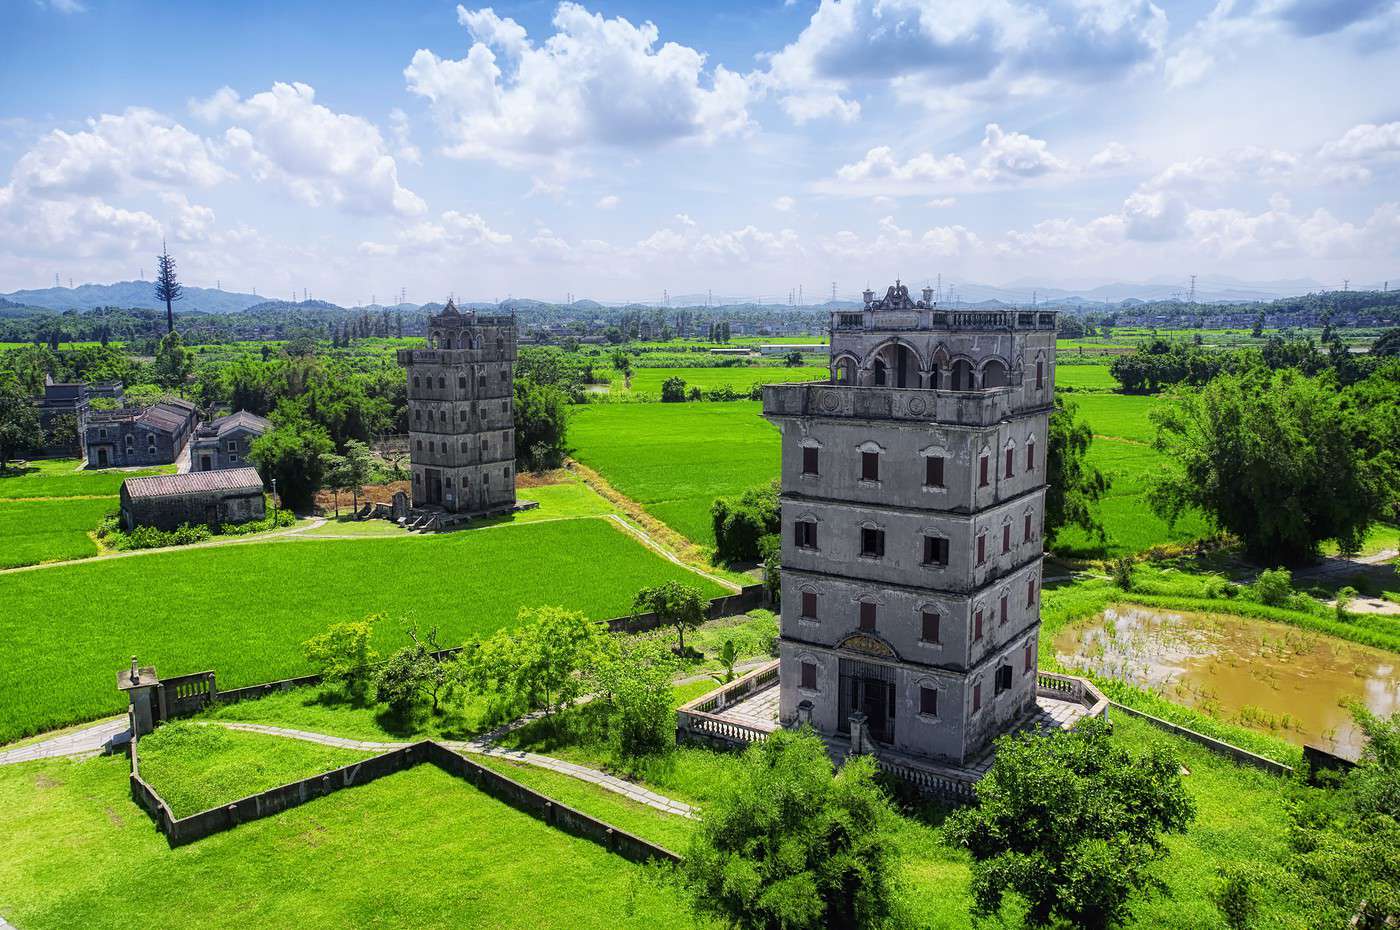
top-left (397, 300), bottom-right (517, 516)
top-left (762, 281), bottom-right (1057, 764)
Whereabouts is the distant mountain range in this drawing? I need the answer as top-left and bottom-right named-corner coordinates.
top-left (0, 274), bottom-right (1378, 314)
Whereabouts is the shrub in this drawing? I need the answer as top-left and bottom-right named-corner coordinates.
top-left (1211, 866), bottom-right (1258, 930)
top-left (594, 637), bottom-right (678, 759)
top-left (1253, 567), bottom-right (1293, 606)
top-left (660, 376), bottom-right (687, 402)
top-left (1335, 585), bottom-right (1358, 622)
top-left (760, 533), bottom-right (781, 605)
top-left (1111, 556), bottom-right (1135, 590)
top-left (687, 386), bottom-right (701, 401)
top-left (704, 384), bottom-right (742, 402)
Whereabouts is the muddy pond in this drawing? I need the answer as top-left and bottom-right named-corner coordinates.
top-left (1054, 605), bottom-right (1400, 758)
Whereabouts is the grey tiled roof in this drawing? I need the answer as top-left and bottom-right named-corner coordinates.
top-left (122, 466), bottom-right (264, 500)
top-left (209, 410), bottom-right (272, 437)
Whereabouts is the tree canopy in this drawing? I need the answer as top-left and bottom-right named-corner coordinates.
top-left (945, 718), bottom-right (1195, 930)
top-left (1045, 396), bottom-right (1110, 546)
top-left (1149, 365), bottom-right (1400, 562)
top-left (686, 728), bottom-right (901, 930)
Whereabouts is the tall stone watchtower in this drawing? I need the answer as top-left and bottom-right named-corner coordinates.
top-left (397, 300), bottom-right (518, 516)
top-left (762, 281), bottom-right (1057, 765)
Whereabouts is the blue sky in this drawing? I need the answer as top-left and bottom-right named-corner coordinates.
top-left (2, 0), bottom-right (1399, 304)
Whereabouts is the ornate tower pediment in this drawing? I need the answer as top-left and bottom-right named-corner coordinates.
top-left (836, 632), bottom-right (900, 661)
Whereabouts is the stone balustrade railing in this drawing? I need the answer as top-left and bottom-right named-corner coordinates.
top-left (762, 381), bottom-right (1022, 427)
top-left (1036, 671), bottom-right (1109, 720)
top-left (676, 660), bottom-right (779, 748)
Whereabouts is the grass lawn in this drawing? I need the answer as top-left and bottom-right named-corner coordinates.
top-left (0, 517), bottom-right (724, 744)
top-left (0, 497), bottom-right (110, 568)
top-left (607, 365), bottom-right (825, 396)
top-left (569, 401), bottom-right (778, 545)
top-left (135, 722), bottom-right (373, 818)
top-left (0, 755), bottom-right (704, 930)
top-left (0, 457), bottom-right (174, 499)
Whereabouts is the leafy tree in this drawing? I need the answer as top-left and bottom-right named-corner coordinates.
top-left (459, 606), bottom-right (604, 720)
top-left (760, 533), bottom-right (781, 606)
top-left (785, 350), bottom-right (804, 367)
top-left (1252, 567), bottom-right (1293, 606)
top-left (341, 438), bottom-right (374, 512)
top-left (0, 380), bottom-right (43, 469)
top-left (712, 481), bottom-right (781, 563)
top-left (945, 718), bottom-right (1195, 930)
top-left (610, 349), bottom-right (633, 388)
top-left (1289, 707), bottom-right (1400, 927)
top-left (374, 626), bottom-right (450, 719)
top-left (302, 614), bottom-right (380, 702)
top-left (633, 580), bottom-right (707, 654)
top-left (151, 331), bottom-right (194, 389)
top-left (686, 728), bottom-right (900, 930)
top-left (1371, 328), bottom-right (1400, 357)
top-left (1046, 396), bottom-right (1110, 545)
top-left (1149, 368), bottom-right (1394, 562)
top-left (661, 375), bottom-right (687, 402)
top-left (513, 378), bottom-right (570, 471)
top-left (45, 412), bottom-right (80, 453)
top-left (248, 405), bottom-right (334, 511)
top-left (320, 451), bottom-right (350, 516)
top-left (153, 242), bottom-right (183, 334)
top-left (593, 635), bottom-right (679, 758)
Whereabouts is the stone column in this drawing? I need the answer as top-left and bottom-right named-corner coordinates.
top-left (848, 711), bottom-right (873, 756)
top-left (117, 656), bottom-right (160, 736)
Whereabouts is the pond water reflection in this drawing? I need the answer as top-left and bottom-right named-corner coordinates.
top-left (1053, 605), bottom-right (1400, 758)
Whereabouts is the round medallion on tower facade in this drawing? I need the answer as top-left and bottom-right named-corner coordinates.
top-left (907, 396), bottom-right (927, 416)
top-left (818, 391), bottom-right (840, 413)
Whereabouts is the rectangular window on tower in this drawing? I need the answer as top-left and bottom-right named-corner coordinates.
top-left (859, 602), bottom-right (877, 631)
top-left (1002, 524), bottom-right (1011, 554)
top-left (1005, 447), bottom-right (1014, 479)
top-left (860, 527), bottom-right (885, 558)
top-left (921, 611), bottom-right (940, 643)
top-left (795, 520), bottom-right (818, 550)
top-left (1024, 642), bottom-right (1034, 673)
top-left (972, 682), bottom-right (982, 713)
top-left (1027, 441), bottom-right (1036, 471)
top-left (1024, 512), bottom-right (1034, 543)
top-left (973, 610), bottom-right (984, 641)
top-left (920, 687), bottom-right (938, 717)
top-left (925, 455), bottom-right (945, 488)
top-left (1000, 594), bottom-right (1009, 624)
top-left (802, 446), bottom-right (819, 476)
top-left (801, 591), bottom-right (817, 620)
top-left (979, 454), bottom-right (989, 487)
top-left (861, 451), bottom-right (879, 481)
top-left (923, 535), bottom-right (949, 566)
top-left (976, 533), bottom-right (986, 566)
top-left (800, 661), bottom-right (817, 690)
top-left (1027, 576), bottom-right (1037, 606)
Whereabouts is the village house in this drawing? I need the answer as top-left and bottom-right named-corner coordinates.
top-left (32, 378), bottom-right (125, 454)
top-left (119, 467), bottom-right (266, 531)
top-left (190, 410), bottom-right (271, 471)
top-left (84, 398), bottom-right (197, 469)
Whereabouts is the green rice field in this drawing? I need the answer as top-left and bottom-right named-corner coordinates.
top-left (571, 392), bottom-right (1208, 558)
top-left (0, 755), bottom-right (705, 930)
top-left (1054, 363), bottom-right (1119, 391)
top-left (570, 401), bottom-right (779, 544)
top-left (604, 365), bottom-right (825, 396)
top-left (0, 517), bottom-right (724, 743)
top-left (0, 497), bottom-right (111, 568)
top-left (0, 457), bottom-right (174, 499)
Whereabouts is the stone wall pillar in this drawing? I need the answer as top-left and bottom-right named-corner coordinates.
top-left (117, 656), bottom-right (160, 736)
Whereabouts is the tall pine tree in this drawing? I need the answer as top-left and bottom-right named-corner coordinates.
top-left (153, 241), bottom-right (183, 334)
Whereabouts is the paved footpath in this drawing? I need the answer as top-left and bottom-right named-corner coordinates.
top-left (202, 721), bottom-right (697, 819)
top-left (0, 717), bottom-right (129, 767)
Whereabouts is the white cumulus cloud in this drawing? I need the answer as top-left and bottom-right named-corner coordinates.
top-left (404, 2), bottom-right (753, 171)
top-left (194, 82), bottom-right (426, 217)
